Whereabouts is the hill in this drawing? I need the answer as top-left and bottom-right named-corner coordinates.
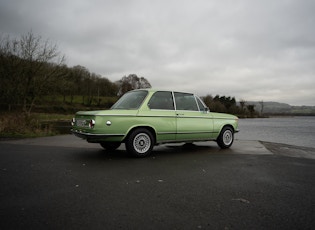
top-left (245, 101), bottom-right (315, 115)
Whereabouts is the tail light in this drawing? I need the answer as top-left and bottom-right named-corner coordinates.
top-left (71, 118), bottom-right (75, 126)
top-left (89, 119), bottom-right (95, 128)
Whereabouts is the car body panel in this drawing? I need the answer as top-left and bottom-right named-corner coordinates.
top-left (72, 89), bottom-right (239, 146)
top-left (175, 110), bottom-right (215, 140)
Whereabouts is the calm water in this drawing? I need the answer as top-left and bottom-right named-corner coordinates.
top-left (237, 116), bottom-right (315, 148)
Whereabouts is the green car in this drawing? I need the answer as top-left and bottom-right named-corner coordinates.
top-left (71, 89), bottom-right (239, 157)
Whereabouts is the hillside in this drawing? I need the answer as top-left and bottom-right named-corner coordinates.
top-left (245, 101), bottom-right (315, 115)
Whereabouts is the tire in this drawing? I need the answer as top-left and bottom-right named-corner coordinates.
top-left (100, 142), bottom-right (121, 151)
top-left (217, 126), bottom-right (234, 149)
top-left (125, 128), bottom-right (154, 157)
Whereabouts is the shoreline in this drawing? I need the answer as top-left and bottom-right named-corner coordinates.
top-left (260, 141), bottom-right (315, 160)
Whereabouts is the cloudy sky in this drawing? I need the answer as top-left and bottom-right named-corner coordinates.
top-left (1, 0), bottom-right (315, 105)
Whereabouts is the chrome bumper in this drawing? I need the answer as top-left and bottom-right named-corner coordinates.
top-left (71, 129), bottom-right (124, 143)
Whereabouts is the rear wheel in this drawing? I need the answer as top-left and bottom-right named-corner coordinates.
top-left (100, 142), bottom-right (121, 151)
top-left (126, 128), bottom-right (154, 157)
top-left (217, 126), bottom-right (234, 149)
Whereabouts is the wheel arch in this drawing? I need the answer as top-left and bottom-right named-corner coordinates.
top-left (222, 124), bottom-right (235, 132)
top-left (217, 124), bottom-right (234, 140)
top-left (123, 126), bottom-right (157, 144)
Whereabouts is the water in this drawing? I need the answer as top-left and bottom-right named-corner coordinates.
top-left (237, 116), bottom-right (315, 148)
top-left (53, 117), bottom-right (315, 148)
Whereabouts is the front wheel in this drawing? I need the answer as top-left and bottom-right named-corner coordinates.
top-left (217, 126), bottom-right (234, 149)
top-left (126, 128), bottom-right (154, 157)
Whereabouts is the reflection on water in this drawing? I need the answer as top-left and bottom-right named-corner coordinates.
top-left (237, 116), bottom-right (315, 148)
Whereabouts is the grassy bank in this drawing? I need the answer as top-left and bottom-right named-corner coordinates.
top-left (0, 112), bottom-right (73, 138)
top-left (0, 96), bottom-right (117, 138)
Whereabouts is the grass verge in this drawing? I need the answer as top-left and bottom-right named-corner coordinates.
top-left (0, 112), bottom-right (73, 138)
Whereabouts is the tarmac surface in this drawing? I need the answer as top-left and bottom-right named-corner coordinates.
top-left (1, 135), bottom-right (314, 229)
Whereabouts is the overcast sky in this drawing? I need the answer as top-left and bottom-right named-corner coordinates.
top-left (1, 0), bottom-right (315, 105)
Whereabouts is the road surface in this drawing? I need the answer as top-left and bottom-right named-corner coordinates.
top-left (1, 135), bottom-right (314, 229)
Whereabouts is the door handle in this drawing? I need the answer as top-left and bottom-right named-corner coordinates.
top-left (176, 113), bottom-right (184, 116)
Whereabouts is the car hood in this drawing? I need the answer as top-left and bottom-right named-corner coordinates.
top-left (211, 112), bottom-right (238, 120)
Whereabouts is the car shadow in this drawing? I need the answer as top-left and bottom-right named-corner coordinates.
top-left (74, 148), bottom-right (129, 161)
top-left (73, 142), bottom-right (230, 162)
top-left (154, 142), bottom-right (235, 156)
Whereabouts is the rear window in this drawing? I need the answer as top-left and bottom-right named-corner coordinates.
top-left (111, 90), bottom-right (148, 110)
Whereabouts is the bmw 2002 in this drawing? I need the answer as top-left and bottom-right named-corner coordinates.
top-left (71, 89), bottom-right (239, 157)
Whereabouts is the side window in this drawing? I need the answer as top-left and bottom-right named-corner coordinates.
top-left (196, 96), bottom-right (207, 111)
top-left (174, 92), bottom-right (199, 111)
top-left (148, 91), bottom-right (174, 110)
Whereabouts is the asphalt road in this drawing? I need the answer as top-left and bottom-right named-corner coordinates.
top-left (1, 135), bottom-right (314, 230)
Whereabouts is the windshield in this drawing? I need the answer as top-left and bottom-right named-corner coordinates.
top-left (111, 90), bottom-right (148, 110)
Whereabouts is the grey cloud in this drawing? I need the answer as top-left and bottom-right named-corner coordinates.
top-left (0, 0), bottom-right (314, 105)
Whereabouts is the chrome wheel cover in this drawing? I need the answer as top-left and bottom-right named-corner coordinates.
top-left (223, 129), bottom-right (233, 146)
top-left (133, 133), bottom-right (151, 154)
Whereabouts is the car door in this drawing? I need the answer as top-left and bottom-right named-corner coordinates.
top-left (142, 91), bottom-right (177, 142)
top-left (174, 92), bottom-right (214, 141)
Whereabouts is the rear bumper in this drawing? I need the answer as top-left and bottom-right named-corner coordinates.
top-left (71, 129), bottom-right (124, 143)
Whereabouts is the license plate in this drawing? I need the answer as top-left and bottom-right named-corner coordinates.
top-left (76, 119), bottom-right (88, 127)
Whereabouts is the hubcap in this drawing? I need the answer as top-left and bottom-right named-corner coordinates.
top-left (223, 130), bottom-right (233, 146)
top-left (133, 133), bottom-right (151, 154)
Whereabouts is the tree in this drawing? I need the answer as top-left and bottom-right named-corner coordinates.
top-left (0, 31), bottom-right (65, 114)
top-left (239, 99), bottom-right (246, 111)
top-left (0, 36), bottom-right (23, 110)
top-left (246, 104), bottom-right (256, 117)
top-left (116, 74), bottom-right (151, 96)
top-left (202, 94), bottom-right (213, 108)
top-left (259, 100), bottom-right (264, 115)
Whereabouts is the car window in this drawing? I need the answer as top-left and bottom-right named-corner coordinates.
top-left (174, 92), bottom-right (199, 111)
top-left (196, 96), bottom-right (207, 111)
top-left (111, 90), bottom-right (148, 109)
top-left (148, 91), bottom-right (174, 110)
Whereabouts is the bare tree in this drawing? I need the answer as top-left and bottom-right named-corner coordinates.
top-left (246, 104), bottom-right (256, 117)
top-left (0, 31), bottom-right (65, 114)
top-left (116, 74), bottom-right (151, 96)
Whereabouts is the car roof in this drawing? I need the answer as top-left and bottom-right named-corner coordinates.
top-left (132, 88), bottom-right (196, 95)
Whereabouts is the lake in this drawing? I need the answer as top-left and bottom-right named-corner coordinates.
top-left (54, 116), bottom-right (315, 148)
top-left (237, 116), bottom-right (315, 148)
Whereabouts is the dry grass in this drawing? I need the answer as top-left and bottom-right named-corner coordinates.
top-left (0, 112), bottom-right (72, 138)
